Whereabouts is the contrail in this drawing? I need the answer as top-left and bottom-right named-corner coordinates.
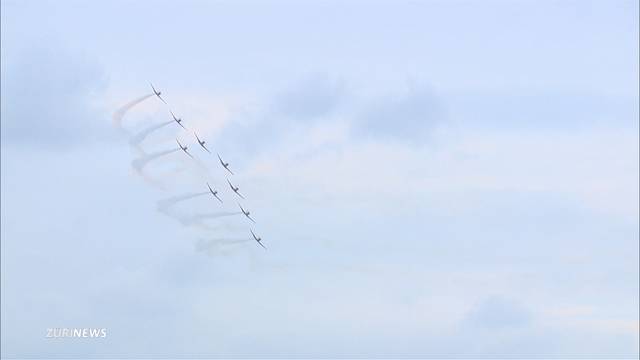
top-left (129, 120), bottom-right (174, 147)
top-left (131, 147), bottom-right (179, 178)
top-left (112, 94), bottom-right (154, 132)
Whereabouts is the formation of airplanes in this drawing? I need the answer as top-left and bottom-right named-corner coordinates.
top-left (151, 83), bottom-right (266, 250)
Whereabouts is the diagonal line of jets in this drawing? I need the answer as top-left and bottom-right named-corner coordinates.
top-left (150, 82), bottom-right (266, 250)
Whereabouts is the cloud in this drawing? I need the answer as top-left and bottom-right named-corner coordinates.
top-left (272, 72), bottom-right (346, 120)
top-left (462, 296), bottom-right (532, 330)
top-left (352, 83), bottom-right (445, 145)
top-left (447, 92), bottom-right (639, 130)
top-left (1, 46), bottom-right (108, 148)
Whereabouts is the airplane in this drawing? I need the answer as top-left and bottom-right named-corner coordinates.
top-left (217, 153), bottom-right (234, 175)
top-left (176, 139), bottom-right (193, 158)
top-left (149, 82), bottom-right (167, 104)
top-left (227, 179), bottom-right (245, 199)
top-left (250, 229), bottom-right (266, 250)
top-left (170, 111), bottom-right (186, 130)
top-left (238, 203), bottom-right (256, 223)
top-left (206, 182), bottom-right (223, 203)
top-left (194, 132), bottom-right (210, 153)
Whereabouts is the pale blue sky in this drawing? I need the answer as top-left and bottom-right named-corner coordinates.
top-left (1, 0), bottom-right (639, 358)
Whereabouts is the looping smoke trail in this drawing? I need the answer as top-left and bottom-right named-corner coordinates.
top-left (112, 94), bottom-right (154, 133)
top-left (195, 237), bottom-right (252, 256)
top-left (131, 147), bottom-right (179, 177)
top-left (156, 192), bottom-right (210, 212)
top-left (156, 193), bottom-right (241, 229)
top-left (129, 120), bottom-right (174, 147)
top-left (160, 208), bottom-right (241, 228)
top-left (181, 212), bottom-right (242, 227)
top-left (190, 222), bottom-right (245, 232)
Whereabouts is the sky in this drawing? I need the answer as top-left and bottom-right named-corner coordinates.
top-left (1, 0), bottom-right (639, 358)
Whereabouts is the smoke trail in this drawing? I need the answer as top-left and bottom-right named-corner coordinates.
top-left (156, 192), bottom-right (239, 228)
top-left (131, 147), bottom-right (179, 177)
top-left (195, 237), bottom-right (252, 256)
top-left (191, 223), bottom-right (245, 232)
top-left (112, 94), bottom-right (154, 133)
top-left (159, 204), bottom-right (241, 228)
top-left (181, 211), bottom-right (242, 227)
top-left (187, 211), bottom-right (242, 222)
top-left (156, 192), bottom-right (210, 213)
top-left (196, 237), bottom-right (251, 249)
top-left (129, 120), bottom-right (174, 147)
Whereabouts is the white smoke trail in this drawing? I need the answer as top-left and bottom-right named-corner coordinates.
top-left (190, 222), bottom-right (246, 232)
top-left (112, 94), bottom-right (154, 134)
top-left (131, 147), bottom-right (180, 178)
top-left (156, 192), bottom-right (241, 229)
top-left (129, 120), bottom-right (174, 147)
top-left (161, 208), bottom-right (241, 228)
top-left (181, 211), bottom-right (242, 227)
top-left (195, 237), bottom-right (252, 256)
top-left (156, 192), bottom-right (210, 213)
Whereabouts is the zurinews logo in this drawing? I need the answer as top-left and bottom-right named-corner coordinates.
top-left (46, 328), bottom-right (107, 338)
